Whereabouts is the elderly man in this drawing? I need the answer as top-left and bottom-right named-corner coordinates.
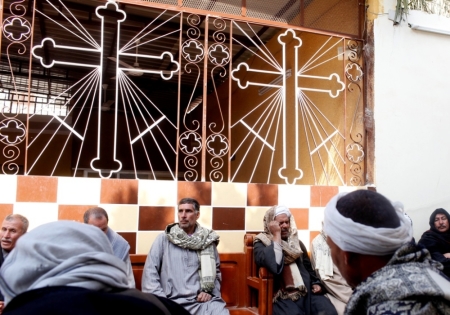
top-left (254, 205), bottom-right (337, 315)
top-left (142, 198), bottom-right (229, 315)
top-left (0, 221), bottom-right (189, 315)
top-left (0, 214), bottom-right (29, 313)
top-left (310, 228), bottom-right (352, 315)
top-left (418, 208), bottom-right (450, 278)
top-left (324, 190), bottom-right (450, 314)
top-left (84, 207), bottom-right (135, 288)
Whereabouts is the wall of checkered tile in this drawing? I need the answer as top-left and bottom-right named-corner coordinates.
top-left (0, 175), bottom-right (361, 254)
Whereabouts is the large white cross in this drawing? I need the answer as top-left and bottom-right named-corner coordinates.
top-left (231, 29), bottom-right (345, 185)
top-left (32, 0), bottom-right (179, 178)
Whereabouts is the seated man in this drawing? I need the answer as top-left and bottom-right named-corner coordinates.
top-left (418, 208), bottom-right (450, 278)
top-left (0, 214), bottom-right (29, 314)
top-left (310, 228), bottom-right (352, 315)
top-left (0, 221), bottom-right (189, 315)
top-left (324, 190), bottom-right (450, 314)
top-left (254, 205), bottom-right (337, 315)
top-left (84, 207), bottom-right (135, 288)
top-left (142, 197), bottom-right (229, 315)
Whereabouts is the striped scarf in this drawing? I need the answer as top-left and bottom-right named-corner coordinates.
top-left (165, 223), bottom-right (219, 293)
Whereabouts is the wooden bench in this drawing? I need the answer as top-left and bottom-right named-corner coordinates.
top-left (130, 233), bottom-right (273, 315)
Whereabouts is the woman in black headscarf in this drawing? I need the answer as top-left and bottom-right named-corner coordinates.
top-left (418, 208), bottom-right (450, 278)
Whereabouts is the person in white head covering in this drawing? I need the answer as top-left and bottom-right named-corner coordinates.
top-left (310, 225), bottom-right (352, 315)
top-left (324, 190), bottom-right (450, 315)
top-left (0, 221), bottom-right (189, 315)
top-left (254, 205), bottom-right (337, 315)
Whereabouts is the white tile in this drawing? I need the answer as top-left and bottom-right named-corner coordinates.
top-left (245, 207), bottom-right (268, 231)
top-left (136, 231), bottom-right (162, 255)
top-left (57, 177), bottom-right (101, 205)
top-left (100, 204), bottom-right (138, 232)
top-left (212, 182), bottom-right (247, 207)
top-left (138, 180), bottom-right (177, 206)
top-left (309, 207), bottom-right (325, 231)
top-left (197, 206), bottom-right (212, 229)
top-left (278, 184), bottom-right (310, 208)
top-left (14, 203), bottom-right (58, 231)
top-left (0, 175), bottom-right (17, 203)
top-left (216, 231), bottom-right (245, 253)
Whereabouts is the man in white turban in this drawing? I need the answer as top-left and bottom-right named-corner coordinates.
top-left (254, 205), bottom-right (337, 315)
top-left (324, 190), bottom-right (450, 314)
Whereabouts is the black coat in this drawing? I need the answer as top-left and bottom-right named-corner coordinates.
top-left (254, 240), bottom-right (337, 315)
top-left (418, 208), bottom-right (450, 278)
top-left (3, 286), bottom-right (190, 315)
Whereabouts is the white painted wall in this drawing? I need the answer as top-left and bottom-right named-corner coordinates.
top-left (374, 5), bottom-right (450, 240)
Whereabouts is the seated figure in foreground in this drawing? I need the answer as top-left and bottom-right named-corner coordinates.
top-left (310, 228), bottom-right (352, 315)
top-left (142, 197), bottom-right (229, 315)
top-left (324, 190), bottom-right (450, 314)
top-left (418, 208), bottom-right (450, 278)
top-left (254, 205), bottom-right (337, 315)
top-left (0, 221), bottom-right (189, 315)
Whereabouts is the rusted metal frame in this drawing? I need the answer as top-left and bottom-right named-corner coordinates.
top-left (343, 39), bottom-right (348, 185)
top-left (175, 11), bottom-right (183, 181)
top-left (0, 1), bottom-right (3, 63)
top-left (227, 21), bottom-right (232, 182)
top-left (241, 0), bottom-right (246, 17)
top-left (24, 0), bottom-right (38, 175)
top-left (118, 0), bottom-right (362, 40)
top-left (201, 15), bottom-right (209, 181)
top-left (364, 21), bottom-right (375, 186)
top-left (359, 0), bottom-right (367, 40)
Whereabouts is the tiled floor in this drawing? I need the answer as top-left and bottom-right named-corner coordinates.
top-left (0, 175), bottom-right (363, 254)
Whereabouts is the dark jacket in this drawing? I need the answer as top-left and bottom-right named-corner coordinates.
top-left (418, 208), bottom-right (450, 278)
top-left (3, 286), bottom-right (190, 315)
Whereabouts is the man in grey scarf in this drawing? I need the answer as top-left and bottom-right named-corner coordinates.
top-left (142, 197), bottom-right (229, 315)
top-left (84, 207), bottom-right (135, 288)
top-left (0, 221), bottom-right (190, 315)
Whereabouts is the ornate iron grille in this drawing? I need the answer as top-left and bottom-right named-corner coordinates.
top-left (0, 0), bottom-right (365, 186)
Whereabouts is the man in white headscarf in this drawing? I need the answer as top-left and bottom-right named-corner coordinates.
top-left (310, 226), bottom-right (352, 315)
top-left (324, 190), bottom-right (450, 314)
top-left (254, 205), bottom-right (337, 315)
top-left (0, 221), bottom-right (189, 315)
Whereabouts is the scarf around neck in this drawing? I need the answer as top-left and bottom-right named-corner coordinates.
top-left (165, 223), bottom-right (219, 293)
top-left (254, 206), bottom-right (307, 301)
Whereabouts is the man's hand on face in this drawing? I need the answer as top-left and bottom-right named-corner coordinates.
top-left (444, 253), bottom-right (450, 258)
top-left (197, 291), bottom-right (212, 302)
top-left (269, 220), bottom-right (281, 235)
